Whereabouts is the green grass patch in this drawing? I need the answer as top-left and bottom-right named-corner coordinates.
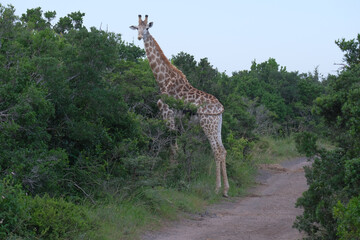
top-left (317, 138), bottom-right (337, 151)
top-left (83, 187), bottom-right (206, 240)
top-left (83, 202), bottom-right (152, 240)
top-left (252, 136), bottom-right (301, 164)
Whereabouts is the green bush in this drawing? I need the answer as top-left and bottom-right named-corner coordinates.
top-left (294, 131), bottom-right (318, 157)
top-left (334, 196), bottom-right (360, 240)
top-left (0, 177), bottom-right (29, 238)
top-left (344, 158), bottom-right (360, 196)
top-left (226, 132), bottom-right (255, 190)
top-left (293, 35), bottom-right (360, 239)
top-left (294, 154), bottom-right (360, 239)
top-left (293, 150), bottom-right (346, 239)
top-left (26, 194), bottom-right (93, 239)
top-left (226, 131), bottom-right (253, 161)
top-left (0, 176), bottom-right (93, 239)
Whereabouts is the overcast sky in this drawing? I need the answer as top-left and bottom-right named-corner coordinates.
top-left (4, 0), bottom-right (360, 76)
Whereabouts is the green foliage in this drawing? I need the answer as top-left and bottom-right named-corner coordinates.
top-left (294, 131), bottom-right (318, 157)
top-left (294, 34), bottom-right (360, 239)
top-left (54, 11), bottom-right (85, 33)
top-left (172, 53), bottom-right (219, 97)
top-left (166, 112), bottom-right (210, 188)
top-left (0, 176), bottom-right (92, 239)
top-left (0, 4), bottom-right (150, 202)
top-left (222, 95), bottom-right (256, 139)
top-left (344, 158), bottom-right (360, 196)
top-left (335, 34), bottom-right (360, 69)
top-left (294, 150), bottom-right (345, 239)
top-left (26, 194), bottom-right (93, 239)
top-left (85, 202), bottom-right (151, 239)
top-left (20, 7), bottom-right (53, 30)
top-left (226, 132), bottom-right (253, 161)
top-left (314, 37), bottom-right (360, 155)
top-left (133, 187), bottom-right (203, 217)
top-left (251, 136), bottom-right (300, 164)
top-left (161, 94), bottom-right (198, 113)
top-left (0, 176), bottom-right (28, 238)
top-left (333, 196), bottom-right (360, 240)
top-left (87, 188), bottom-right (206, 240)
top-left (229, 59), bottom-right (323, 135)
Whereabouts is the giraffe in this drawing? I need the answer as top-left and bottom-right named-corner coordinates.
top-left (130, 15), bottom-right (229, 197)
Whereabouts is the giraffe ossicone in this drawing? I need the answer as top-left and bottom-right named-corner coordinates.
top-left (130, 15), bottom-right (229, 197)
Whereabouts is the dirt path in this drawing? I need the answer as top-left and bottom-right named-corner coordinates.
top-left (142, 157), bottom-right (310, 240)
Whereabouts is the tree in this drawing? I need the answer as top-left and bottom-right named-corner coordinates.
top-left (54, 11), bottom-right (85, 33)
top-left (172, 51), bottom-right (197, 77)
top-left (335, 34), bottom-right (360, 69)
top-left (294, 34), bottom-right (360, 239)
top-left (0, 6), bottom-right (149, 199)
top-left (172, 52), bottom-right (221, 97)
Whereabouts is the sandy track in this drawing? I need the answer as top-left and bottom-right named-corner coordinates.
top-left (142, 158), bottom-right (310, 240)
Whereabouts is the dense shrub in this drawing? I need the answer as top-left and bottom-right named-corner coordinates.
top-left (0, 176), bottom-right (93, 239)
top-left (0, 176), bottom-right (29, 238)
top-left (333, 196), bottom-right (360, 240)
top-left (26, 194), bottom-right (93, 239)
top-left (293, 149), bottom-right (345, 239)
top-left (344, 158), bottom-right (360, 196)
top-left (294, 131), bottom-right (318, 157)
top-left (294, 34), bottom-right (360, 239)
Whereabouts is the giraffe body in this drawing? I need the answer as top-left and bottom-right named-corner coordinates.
top-left (130, 15), bottom-right (229, 197)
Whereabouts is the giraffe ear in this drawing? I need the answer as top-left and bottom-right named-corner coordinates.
top-left (129, 25), bottom-right (138, 30)
top-left (148, 22), bottom-right (153, 28)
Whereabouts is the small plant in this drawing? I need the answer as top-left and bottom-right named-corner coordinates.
top-left (226, 131), bottom-right (253, 161)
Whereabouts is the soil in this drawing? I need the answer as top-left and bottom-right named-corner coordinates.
top-left (142, 157), bottom-right (311, 240)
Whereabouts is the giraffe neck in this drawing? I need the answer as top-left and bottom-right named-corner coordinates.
top-left (143, 34), bottom-right (192, 95)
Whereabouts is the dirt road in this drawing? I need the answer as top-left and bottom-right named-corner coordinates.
top-left (142, 157), bottom-right (310, 240)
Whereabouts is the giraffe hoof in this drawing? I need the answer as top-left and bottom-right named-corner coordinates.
top-left (223, 193), bottom-right (229, 198)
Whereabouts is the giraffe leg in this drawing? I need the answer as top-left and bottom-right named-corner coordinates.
top-left (200, 114), bottom-right (229, 197)
top-left (221, 152), bottom-right (229, 197)
top-left (215, 138), bottom-right (228, 197)
top-left (157, 99), bottom-right (176, 130)
top-left (218, 113), bottom-right (229, 196)
top-left (215, 157), bottom-right (221, 194)
top-left (157, 99), bottom-right (177, 163)
top-left (170, 138), bottom-right (178, 164)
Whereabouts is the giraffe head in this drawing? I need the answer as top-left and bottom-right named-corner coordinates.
top-left (130, 15), bottom-right (153, 41)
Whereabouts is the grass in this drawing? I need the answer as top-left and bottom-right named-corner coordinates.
top-left (82, 187), bottom-right (207, 240)
top-left (251, 135), bottom-right (301, 164)
top-left (317, 137), bottom-right (337, 151)
top-left (83, 202), bottom-right (152, 240)
top-left (79, 135), bottom-right (301, 240)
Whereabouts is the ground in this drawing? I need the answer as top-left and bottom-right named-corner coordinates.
top-left (142, 157), bottom-right (310, 240)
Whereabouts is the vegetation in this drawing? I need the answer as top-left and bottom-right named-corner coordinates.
top-left (0, 4), bottom-right (358, 239)
top-left (252, 136), bottom-right (300, 164)
top-left (293, 34), bottom-right (360, 239)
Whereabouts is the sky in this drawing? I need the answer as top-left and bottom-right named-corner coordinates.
top-left (3, 0), bottom-right (360, 77)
